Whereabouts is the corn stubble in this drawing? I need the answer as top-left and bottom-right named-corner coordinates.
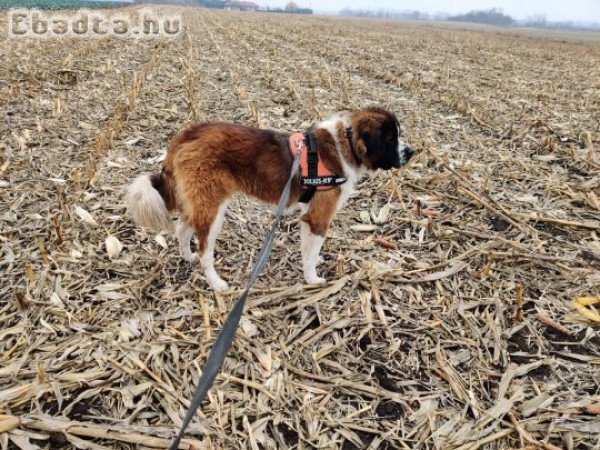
top-left (1, 6), bottom-right (599, 450)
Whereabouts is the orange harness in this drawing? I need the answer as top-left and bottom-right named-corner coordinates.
top-left (289, 131), bottom-right (347, 202)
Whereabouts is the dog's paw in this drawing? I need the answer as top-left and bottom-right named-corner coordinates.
top-left (182, 252), bottom-right (199, 263)
top-left (306, 276), bottom-right (327, 285)
top-left (209, 277), bottom-right (229, 292)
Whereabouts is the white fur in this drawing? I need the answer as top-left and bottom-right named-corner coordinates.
top-left (300, 221), bottom-right (326, 284)
top-left (201, 201), bottom-right (230, 291)
top-left (176, 219), bottom-right (197, 262)
top-left (398, 141), bottom-right (410, 166)
top-left (298, 203), bottom-right (309, 215)
top-left (174, 202), bottom-right (229, 291)
top-left (337, 157), bottom-right (360, 211)
top-left (397, 123), bottom-right (411, 166)
top-left (315, 113), bottom-right (360, 212)
top-left (315, 113), bottom-right (348, 138)
top-left (295, 114), bottom-right (361, 285)
top-left (126, 175), bottom-right (172, 231)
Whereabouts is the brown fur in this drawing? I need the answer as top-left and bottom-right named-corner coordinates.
top-left (350, 107), bottom-right (400, 170)
top-left (161, 123), bottom-right (305, 254)
top-left (158, 110), bottom-right (393, 252)
top-left (129, 107), bottom-right (410, 288)
top-left (301, 188), bottom-right (341, 237)
top-left (158, 119), bottom-right (360, 251)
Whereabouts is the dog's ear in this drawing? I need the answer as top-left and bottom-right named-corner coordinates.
top-left (359, 124), bottom-right (384, 155)
top-left (356, 128), bottom-right (370, 158)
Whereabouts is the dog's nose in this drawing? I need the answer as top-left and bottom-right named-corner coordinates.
top-left (399, 146), bottom-right (415, 165)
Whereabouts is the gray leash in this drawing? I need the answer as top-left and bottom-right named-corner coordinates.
top-left (168, 149), bottom-right (301, 450)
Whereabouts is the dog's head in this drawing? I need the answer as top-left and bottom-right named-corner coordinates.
top-left (351, 107), bottom-right (414, 171)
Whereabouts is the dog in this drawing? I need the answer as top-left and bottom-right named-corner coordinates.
top-left (126, 107), bottom-right (414, 290)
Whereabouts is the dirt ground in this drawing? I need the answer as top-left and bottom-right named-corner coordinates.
top-left (1, 7), bottom-right (599, 449)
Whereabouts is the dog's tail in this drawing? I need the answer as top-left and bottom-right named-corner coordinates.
top-left (126, 170), bottom-right (176, 232)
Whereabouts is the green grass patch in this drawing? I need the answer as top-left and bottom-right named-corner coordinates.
top-left (0, 0), bottom-right (129, 9)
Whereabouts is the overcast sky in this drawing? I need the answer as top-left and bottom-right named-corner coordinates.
top-left (263, 0), bottom-right (600, 22)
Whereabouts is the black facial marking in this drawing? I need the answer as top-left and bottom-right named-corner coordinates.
top-left (362, 112), bottom-right (401, 170)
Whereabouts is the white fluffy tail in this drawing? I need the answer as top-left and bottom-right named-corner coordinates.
top-left (126, 175), bottom-right (172, 231)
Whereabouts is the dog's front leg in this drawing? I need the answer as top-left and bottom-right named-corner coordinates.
top-left (300, 222), bottom-right (326, 284)
top-left (299, 190), bottom-right (340, 285)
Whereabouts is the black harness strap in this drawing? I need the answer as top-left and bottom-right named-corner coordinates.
top-left (306, 130), bottom-right (319, 177)
top-left (299, 130), bottom-right (318, 203)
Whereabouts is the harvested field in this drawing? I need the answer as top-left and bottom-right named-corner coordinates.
top-left (1, 7), bottom-right (600, 449)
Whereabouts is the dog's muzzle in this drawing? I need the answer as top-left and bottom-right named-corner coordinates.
top-left (399, 145), bottom-right (415, 166)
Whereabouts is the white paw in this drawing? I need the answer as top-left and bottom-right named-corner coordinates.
top-left (209, 277), bottom-right (229, 291)
top-left (306, 276), bottom-right (327, 285)
top-left (182, 253), bottom-right (199, 263)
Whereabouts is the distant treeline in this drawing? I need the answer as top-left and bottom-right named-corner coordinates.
top-left (341, 7), bottom-right (512, 24)
top-left (340, 8), bottom-right (436, 21)
top-left (516, 15), bottom-right (600, 30)
top-left (448, 8), bottom-right (513, 26)
top-left (264, 7), bottom-right (312, 14)
top-left (340, 7), bottom-right (600, 30)
top-left (0, 0), bottom-right (127, 8)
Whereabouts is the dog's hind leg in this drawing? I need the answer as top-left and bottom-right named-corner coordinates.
top-left (193, 200), bottom-right (230, 291)
top-left (176, 219), bottom-right (197, 262)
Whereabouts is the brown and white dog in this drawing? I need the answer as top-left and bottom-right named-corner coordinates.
top-left (126, 107), bottom-right (414, 290)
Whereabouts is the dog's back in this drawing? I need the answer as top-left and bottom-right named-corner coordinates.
top-left (126, 122), bottom-right (299, 233)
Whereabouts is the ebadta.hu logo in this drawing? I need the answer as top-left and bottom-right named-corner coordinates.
top-left (8, 8), bottom-right (183, 38)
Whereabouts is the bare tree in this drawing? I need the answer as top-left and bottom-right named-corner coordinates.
top-left (285, 2), bottom-right (298, 12)
top-left (524, 14), bottom-right (547, 28)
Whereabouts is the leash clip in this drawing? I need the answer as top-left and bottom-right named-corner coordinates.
top-left (294, 137), bottom-right (303, 155)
